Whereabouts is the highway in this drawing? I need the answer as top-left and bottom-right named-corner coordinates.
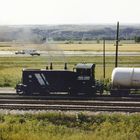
top-left (0, 51), bottom-right (140, 57)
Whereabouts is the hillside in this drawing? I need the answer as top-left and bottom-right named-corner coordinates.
top-left (0, 24), bottom-right (140, 42)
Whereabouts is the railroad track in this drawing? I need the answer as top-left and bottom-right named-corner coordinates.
top-left (1, 94), bottom-right (140, 102)
top-left (0, 99), bottom-right (139, 112)
top-left (0, 99), bottom-right (140, 107)
top-left (0, 104), bottom-right (140, 112)
top-left (0, 91), bottom-right (140, 112)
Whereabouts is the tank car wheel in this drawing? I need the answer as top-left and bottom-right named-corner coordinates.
top-left (119, 90), bottom-right (130, 97)
top-left (110, 89), bottom-right (119, 97)
top-left (110, 89), bottom-right (130, 97)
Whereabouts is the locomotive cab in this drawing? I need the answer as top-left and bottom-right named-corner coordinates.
top-left (75, 63), bottom-right (95, 79)
top-left (75, 63), bottom-right (96, 94)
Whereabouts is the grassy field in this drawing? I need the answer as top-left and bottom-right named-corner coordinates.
top-left (0, 42), bottom-right (140, 52)
top-left (0, 112), bottom-right (139, 140)
top-left (58, 43), bottom-right (140, 52)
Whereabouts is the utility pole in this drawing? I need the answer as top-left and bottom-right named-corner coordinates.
top-left (115, 22), bottom-right (119, 67)
top-left (103, 39), bottom-right (106, 79)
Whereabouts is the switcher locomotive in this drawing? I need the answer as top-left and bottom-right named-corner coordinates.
top-left (16, 63), bottom-right (103, 96)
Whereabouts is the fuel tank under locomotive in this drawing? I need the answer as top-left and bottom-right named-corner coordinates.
top-left (16, 63), bottom-right (103, 95)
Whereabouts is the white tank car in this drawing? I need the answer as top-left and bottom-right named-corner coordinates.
top-left (111, 68), bottom-right (140, 88)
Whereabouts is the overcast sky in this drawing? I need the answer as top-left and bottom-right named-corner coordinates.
top-left (0, 0), bottom-right (140, 25)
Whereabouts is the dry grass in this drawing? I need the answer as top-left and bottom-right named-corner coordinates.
top-left (58, 43), bottom-right (140, 52)
top-left (0, 42), bottom-right (140, 52)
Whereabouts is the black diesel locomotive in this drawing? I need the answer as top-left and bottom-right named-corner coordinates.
top-left (16, 63), bottom-right (103, 95)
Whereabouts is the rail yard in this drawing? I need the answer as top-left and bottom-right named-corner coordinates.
top-left (0, 42), bottom-right (140, 113)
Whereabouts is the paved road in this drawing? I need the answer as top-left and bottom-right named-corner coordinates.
top-left (0, 51), bottom-right (140, 57)
top-left (0, 88), bottom-right (16, 94)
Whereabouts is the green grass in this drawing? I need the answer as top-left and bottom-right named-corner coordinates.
top-left (0, 45), bottom-right (11, 47)
top-left (0, 112), bottom-right (140, 140)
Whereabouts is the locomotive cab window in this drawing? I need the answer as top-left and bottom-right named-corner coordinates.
top-left (77, 69), bottom-right (91, 76)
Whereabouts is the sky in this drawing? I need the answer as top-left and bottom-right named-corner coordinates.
top-left (0, 0), bottom-right (140, 25)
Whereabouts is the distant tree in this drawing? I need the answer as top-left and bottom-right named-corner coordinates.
top-left (96, 39), bottom-right (100, 44)
top-left (134, 36), bottom-right (140, 43)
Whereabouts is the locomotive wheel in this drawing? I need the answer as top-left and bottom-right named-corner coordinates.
top-left (17, 91), bottom-right (28, 95)
top-left (70, 91), bottom-right (79, 96)
top-left (40, 90), bottom-right (50, 95)
top-left (24, 91), bottom-right (32, 96)
top-left (16, 88), bottom-right (27, 95)
top-left (85, 93), bottom-right (94, 97)
top-left (69, 88), bottom-right (78, 96)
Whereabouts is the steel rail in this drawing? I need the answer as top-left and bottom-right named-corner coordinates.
top-left (0, 99), bottom-right (140, 107)
top-left (0, 99), bottom-right (139, 112)
top-left (0, 104), bottom-right (140, 112)
top-left (1, 94), bottom-right (140, 101)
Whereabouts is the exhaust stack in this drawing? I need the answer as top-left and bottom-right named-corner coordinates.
top-left (64, 63), bottom-right (67, 70)
top-left (50, 62), bottom-right (53, 70)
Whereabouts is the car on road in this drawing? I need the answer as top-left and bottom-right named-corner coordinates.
top-left (30, 51), bottom-right (40, 56)
top-left (15, 50), bottom-right (25, 54)
top-left (15, 50), bottom-right (40, 56)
